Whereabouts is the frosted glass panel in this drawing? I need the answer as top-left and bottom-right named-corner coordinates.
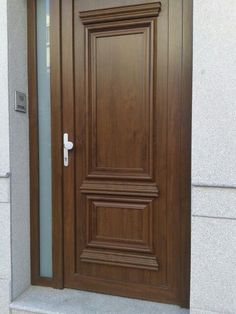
top-left (36, 0), bottom-right (52, 278)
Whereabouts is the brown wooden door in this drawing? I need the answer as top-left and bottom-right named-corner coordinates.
top-left (62, 0), bottom-right (192, 307)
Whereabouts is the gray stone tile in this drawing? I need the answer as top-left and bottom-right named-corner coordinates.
top-left (192, 186), bottom-right (236, 219)
top-left (11, 286), bottom-right (189, 314)
top-left (0, 178), bottom-right (10, 203)
top-left (0, 203), bottom-right (11, 279)
top-left (11, 311), bottom-right (38, 314)
top-left (191, 216), bottom-right (236, 314)
top-left (190, 309), bottom-right (220, 314)
top-left (192, 0), bottom-right (236, 187)
top-left (0, 279), bottom-right (11, 314)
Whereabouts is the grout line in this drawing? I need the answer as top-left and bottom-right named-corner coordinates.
top-left (192, 214), bottom-right (236, 221)
top-left (191, 307), bottom-right (221, 314)
top-left (192, 184), bottom-right (236, 190)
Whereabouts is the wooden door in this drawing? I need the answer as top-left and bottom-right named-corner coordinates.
top-left (63, 0), bottom-right (192, 307)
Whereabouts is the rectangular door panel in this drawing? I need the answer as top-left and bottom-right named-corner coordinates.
top-left (82, 4), bottom-right (158, 179)
top-left (63, 0), bottom-right (191, 307)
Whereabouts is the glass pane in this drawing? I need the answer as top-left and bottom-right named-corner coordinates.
top-left (36, 0), bottom-right (52, 278)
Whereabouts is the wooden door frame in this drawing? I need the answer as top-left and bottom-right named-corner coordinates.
top-left (28, 0), bottom-right (63, 288)
top-left (28, 0), bottom-right (192, 307)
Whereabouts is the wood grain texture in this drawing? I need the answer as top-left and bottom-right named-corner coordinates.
top-left (63, 0), bottom-right (192, 307)
top-left (50, 0), bottom-right (63, 289)
top-left (28, 0), bottom-right (192, 307)
top-left (84, 18), bottom-right (155, 180)
top-left (62, 0), bottom-right (77, 283)
top-left (79, 2), bottom-right (161, 24)
top-left (28, 0), bottom-right (41, 286)
top-left (80, 181), bottom-right (159, 197)
top-left (179, 0), bottom-right (193, 307)
top-left (85, 196), bottom-right (154, 254)
top-left (80, 249), bottom-right (159, 270)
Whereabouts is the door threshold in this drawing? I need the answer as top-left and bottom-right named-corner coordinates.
top-left (10, 286), bottom-right (189, 314)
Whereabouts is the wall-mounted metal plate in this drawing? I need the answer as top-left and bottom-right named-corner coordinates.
top-left (15, 91), bottom-right (27, 113)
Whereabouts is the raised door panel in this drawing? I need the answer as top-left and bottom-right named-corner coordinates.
top-left (86, 197), bottom-right (154, 252)
top-left (81, 4), bottom-right (160, 179)
top-left (81, 195), bottom-right (158, 271)
top-left (93, 30), bottom-right (150, 176)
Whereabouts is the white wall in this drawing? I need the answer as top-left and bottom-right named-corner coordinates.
top-left (0, 0), bottom-right (11, 313)
top-left (7, 0), bottom-right (30, 300)
top-left (191, 0), bottom-right (236, 313)
top-left (0, 0), bottom-right (29, 313)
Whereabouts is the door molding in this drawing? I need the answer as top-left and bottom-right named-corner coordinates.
top-left (179, 0), bottom-right (193, 306)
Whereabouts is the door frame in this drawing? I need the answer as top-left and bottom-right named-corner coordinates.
top-left (28, 0), bottom-right (63, 288)
top-left (28, 0), bottom-right (192, 307)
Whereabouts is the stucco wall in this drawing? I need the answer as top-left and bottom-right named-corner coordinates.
top-left (191, 0), bottom-right (236, 313)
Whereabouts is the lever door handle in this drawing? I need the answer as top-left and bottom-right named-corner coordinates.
top-left (63, 133), bottom-right (74, 167)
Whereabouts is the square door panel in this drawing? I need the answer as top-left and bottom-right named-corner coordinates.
top-left (86, 196), bottom-right (154, 253)
top-left (81, 195), bottom-right (159, 271)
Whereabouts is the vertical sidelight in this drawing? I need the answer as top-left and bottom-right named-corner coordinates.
top-left (36, 0), bottom-right (52, 278)
top-left (29, 0), bottom-right (62, 286)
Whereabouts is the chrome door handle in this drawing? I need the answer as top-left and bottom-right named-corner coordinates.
top-left (63, 133), bottom-right (74, 167)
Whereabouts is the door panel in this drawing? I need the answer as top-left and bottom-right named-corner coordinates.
top-left (63, 0), bottom-right (191, 306)
top-left (81, 4), bottom-right (158, 180)
top-left (90, 29), bottom-right (150, 175)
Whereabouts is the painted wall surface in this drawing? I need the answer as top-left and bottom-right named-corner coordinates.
top-left (0, 0), bottom-right (10, 172)
top-left (8, 0), bottom-right (30, 300)
top-left (0, 0), bottom-right (11, 313)
top-left (0, 0), bottom-right (29, 313)
top-left (191, 0), bottom-right (236, 313)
